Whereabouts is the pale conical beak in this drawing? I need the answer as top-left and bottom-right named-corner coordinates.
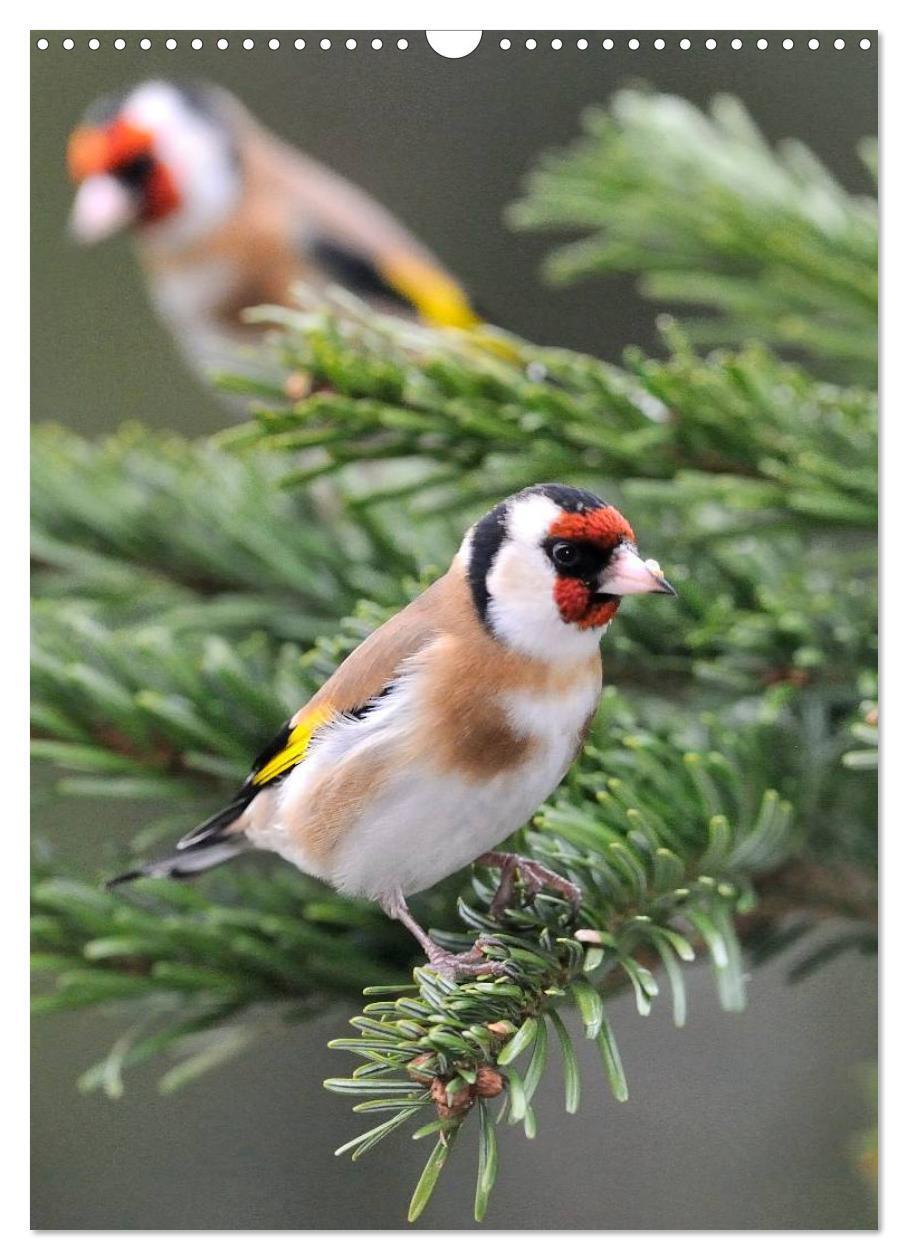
top-left (69, 175), bottom-right (137, 244)
top-left (599, 544), bottom-right (677, 596)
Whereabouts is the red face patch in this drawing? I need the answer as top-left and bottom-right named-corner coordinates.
top-left (549, 505), bottom-right (634, 629)
top-left (68, 120), bottom-right (152, 181)
top-left (67, 120), bottom-right (181, 223)
top-left (554, 577), bottom-right (620, 629)
top-left (142, 163), bottom-right (181, 222)
top-left (550, 504), bottom-right (635, 547)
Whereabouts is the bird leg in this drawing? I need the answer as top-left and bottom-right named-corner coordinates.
top-left (379, 889), bottom-right (508, 980)
top-left (476, 852), bottom-right (583, 917)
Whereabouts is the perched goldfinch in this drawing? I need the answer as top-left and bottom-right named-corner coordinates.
top-left (67, 80), bottom-right (481, 381)
top-left (110, 485), bottom-right (675, 976)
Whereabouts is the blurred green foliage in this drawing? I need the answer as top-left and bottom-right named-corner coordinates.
top-left (509, 91), bottom-right (877, 383)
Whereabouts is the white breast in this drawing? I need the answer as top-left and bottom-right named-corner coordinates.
top-left (504, 677), bottom-right (601, 743)
top-left (331, 749), bottom-right (570, 900)
top-left (247, 669), bottom-right (600, 903)
top-left (149, 263), bottom-right (253, 379)
top-left (151, 260), bottom-right (234, 327)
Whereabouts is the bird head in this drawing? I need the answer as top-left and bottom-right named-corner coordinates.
top-left (461, 483), bottom-right (675, 661)
top-left (67, 80), bottom-right (240, 247)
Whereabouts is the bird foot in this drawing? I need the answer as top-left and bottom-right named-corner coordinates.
top-left (377, 890), bottom-right (509, 981)
top-left (424, 935), bottom-right (509, 981)
top-left (478, 853), bottom-right (583, 917)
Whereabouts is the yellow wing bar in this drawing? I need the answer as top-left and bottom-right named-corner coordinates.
top-left (250, 704), bottom-right (335, 787)
top-left (379, 254), bottom-right (480, 330)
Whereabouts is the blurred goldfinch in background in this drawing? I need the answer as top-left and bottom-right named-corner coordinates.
top-left (68, 80), bottom-right (482, 382)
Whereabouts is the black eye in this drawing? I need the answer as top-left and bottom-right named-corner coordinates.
top-left (114, 153), bottom-right (154, 189)
top-left (551, 542), bottom-right (580, 570)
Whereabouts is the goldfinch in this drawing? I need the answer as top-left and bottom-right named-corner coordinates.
top-left (67, 80), bottom-right (481, 382)
top-left (110, 485), bottom-right (675, 977)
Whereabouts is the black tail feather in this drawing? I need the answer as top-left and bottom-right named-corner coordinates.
top-left (107, 780), bottom-right (255, 891)
top-left (175, 797), bottom-right (250, 851)
top-left (106, 835), bottom-right (248, 889)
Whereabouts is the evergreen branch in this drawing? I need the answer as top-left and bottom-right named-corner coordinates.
top-left (509, 91), bottom-right (877, 382)
top-left (31, 867), bottom-right (412, 1098)
top-left (220, 308), bottom-right (876, 533)
top-left (32, 600), bottom-right (310, 805)
top-left (32, 424), bottom-right (407, 641)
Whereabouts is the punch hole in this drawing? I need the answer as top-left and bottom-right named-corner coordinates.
top-left (426, 31), bottom-right (482, 58)
top-left (295, 39), bottom-right (306, 50)
top-left (860, 38), bottom-right (871, 49)
top-left (372, 38), bottom-right (383, 50)
top-left (783, 38), bottom-right (794, 50)
top-left (88, 38), bottom-right (100, 50)
top-left (115, 38), bottom-right (126, 50)
top-left (654, 38), bottom-right (665, 50)
top-left (320, 38), bottom-right (331, 50)
top-left (705, 38), bottom-right (717, 50)
top-left (679, 38), bottom-right (691, 50)
top-left (628, 38), bottom-right (639, 50)
top-left (500, 38), bottom-right (511, 49)
top-left (217, 38), bottom-right (229, 50)
top-left (140, 38), bottom-right (152, 50)
top-left (166, 38), bottom-right (177, 50)
top-left (551, 38), bottom-right (562, 50)
top-left (834, 38), bottom-right (846, 50)
top-left (757, 38), bottom-right (768, 50)
top-left (270, 38), bottom-right (281, 50)
top-left (577, 38), bottom-right (588, 50)
top-left (36, 37), bottom-right (48, 50)
top-left (192, 38), bottom-right (203, 50)
top-left (63, 38), bottom-right (74, 50)
top-left (602, 39), bottom-right (614, 50)
top-left (346, 38), bottom-right (357, 50)
top-left (243, 38), bottom-right (255, 50)
top-left (808, 38), bottom-right (820, 50)
top-left (731, 38), bottom-right (742, 50)
top-left (526, 38), bottom-right (537, 50)
top-left (397, 38), bottom-right (408, 49)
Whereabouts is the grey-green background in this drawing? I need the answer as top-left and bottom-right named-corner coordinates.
top-left (31, 31), bottom-right (877, 1229)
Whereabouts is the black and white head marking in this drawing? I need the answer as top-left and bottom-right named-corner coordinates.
top-left (460, 484), bottom-right (621, 661)
top-left (116, 80), bottom-right (241, 245)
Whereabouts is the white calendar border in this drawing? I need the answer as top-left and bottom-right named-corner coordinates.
top-left (7, 2), bottom-right (900, 1252)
